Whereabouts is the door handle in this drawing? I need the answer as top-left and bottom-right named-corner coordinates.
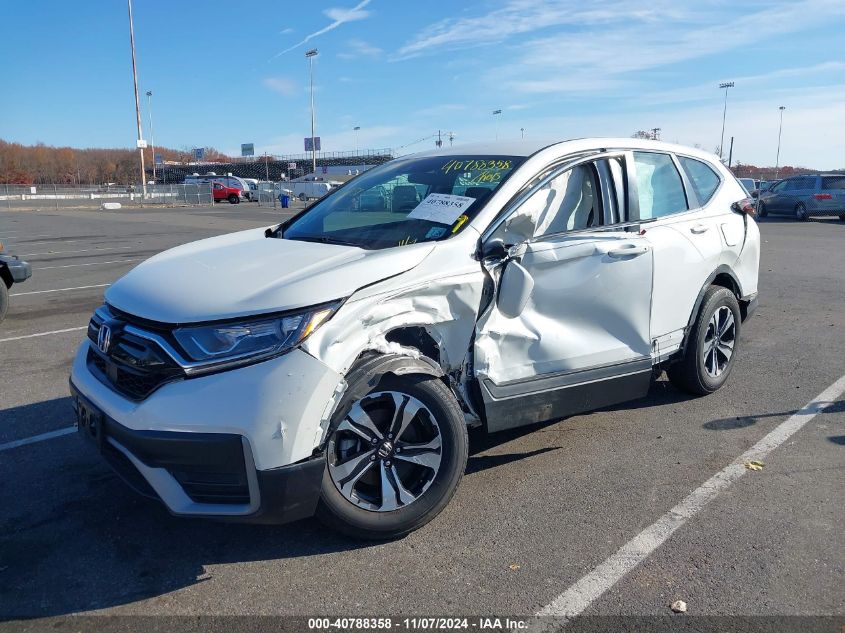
top-left (690, 224), bottom-right (709, 234)
top-left (607, 245), bottom-right (649, 258)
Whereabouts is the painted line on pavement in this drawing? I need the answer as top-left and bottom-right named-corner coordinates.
top-left (537, 372), bottom-right (845, 619)
top-left (0, 326), bottom-right (87, 343)
top-left (0, 427), bottom-right (76, 453)
top-left (11, 283), bottom-right (109, 297)
top-left (35, 258), bottom-right (141, 270)
top-left (20, 246), bottom-right (133, 257)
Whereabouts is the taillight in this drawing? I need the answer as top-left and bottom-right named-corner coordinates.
top-left (731, 198), bottom-right (756, 216)
top-left (813, 193), bottom-right (832, 200)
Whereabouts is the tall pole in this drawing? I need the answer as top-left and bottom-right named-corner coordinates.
top-left (718, 81), bottom-right (734, 160)
top-left (146, 90), bottom-right (156, 181)
top-left (775, 106), bottom-right (786, 180)
top-left (354, 126), bottom-right (360, 154)
top-left (520, 127), bottom-right (524, 139)
top-left (492, 109), bottom-right (502, 140)
top-left (128, 0), bottom-right (146, 197)
top-left (306, 48), bottom-right (318, 176)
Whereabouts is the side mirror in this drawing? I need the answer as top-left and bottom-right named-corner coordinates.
top-left (497, 261), bottom-right (535, 318)
top-left (481, 238), bottom-right (508, 261)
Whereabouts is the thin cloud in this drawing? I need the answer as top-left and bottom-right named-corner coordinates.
top-left (270, 0), bottom-right (372, 60)
top-left (262, 77), bottom-right (298, 96)
top-left (337, 39), bottom-right (383, 60)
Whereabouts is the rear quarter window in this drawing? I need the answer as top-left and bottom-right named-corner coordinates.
top-left (678, 156), bottom-right (721, 206)
top-left (822, 176), bottom-right (845, 190)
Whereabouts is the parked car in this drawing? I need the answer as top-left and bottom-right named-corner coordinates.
top-left (0, 243), bottom-right (32, 323)
top-left (738, 178), bottom-right (756, 194)
top-left (185, 173), bottom-right (254, 200)
top-left (756, 174), bottom-right (845, 220)
top-left (211, 181), bottom-right (243, 204)
top-left (289, 177), bottom-right (340, 201)
top-left (70, 139), bottom-right (760, 539)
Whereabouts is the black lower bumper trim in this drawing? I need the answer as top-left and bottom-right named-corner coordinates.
top-left (240, 457), bottom-right (325, 525)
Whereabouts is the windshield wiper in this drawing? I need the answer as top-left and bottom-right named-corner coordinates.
top-left (286, 235), bottom-right (363, 248)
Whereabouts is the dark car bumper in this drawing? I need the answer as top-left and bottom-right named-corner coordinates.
top-left (70, 380), bottom-right (324, 525)
top-left (0, 254), bottom-right (32, 283)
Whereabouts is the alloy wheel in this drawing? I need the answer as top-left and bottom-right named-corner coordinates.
top-left (327, 391), bottom-right (443, 512)
top-left (702, 306), bottom-right (735, 378)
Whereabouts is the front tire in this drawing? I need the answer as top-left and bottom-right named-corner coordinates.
top-left (757, 201), bottom-right (768, 218)
top-left (228, 194), bottom-right (240, 204)
top-left (299, 193), bottom-right (307, 202)
top-left (795, 202), bottom-right (808, 221)
top-left (317, 366), bottom-right (467, 540)
top-left (668, 286), bottom-right (741, 396)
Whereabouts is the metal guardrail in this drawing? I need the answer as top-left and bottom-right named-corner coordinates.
top-left (0, 183), bottom-right (213, 210)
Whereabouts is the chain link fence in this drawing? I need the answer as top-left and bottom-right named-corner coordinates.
top-left (0, 183), bottom-right (212, 211)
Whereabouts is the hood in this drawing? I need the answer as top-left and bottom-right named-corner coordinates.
top-left (105, 228), bottom-right (435, 323)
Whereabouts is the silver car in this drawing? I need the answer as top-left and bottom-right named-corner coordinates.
top-left (757, 174), bottom-right (845, 221)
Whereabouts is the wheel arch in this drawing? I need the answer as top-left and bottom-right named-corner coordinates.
top-left (682, 266), bottom-right (744, 346)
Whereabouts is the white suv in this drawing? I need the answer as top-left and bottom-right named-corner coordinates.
top-left (70, 139), bottom-right (760, 539)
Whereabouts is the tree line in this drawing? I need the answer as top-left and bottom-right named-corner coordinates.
top-left (0, 139), bottom-right (233, 185)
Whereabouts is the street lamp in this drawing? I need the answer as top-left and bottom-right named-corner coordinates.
top-left (127, 0), bottom-right (146, 197)
top-left (718, 81), bottom-right (734, 160)
top-left (775, 106), bottom-right (786, 180)
top-left (146, 90), bottom-right (156, 182)
top-left (520, 127), bottom-right (525, 139)
top-left (492, 109), bottom-right (502, 140)
top-left (353, 126), bottom-right (360, 154)
top-left (305, 48), bottom-right (318, 176)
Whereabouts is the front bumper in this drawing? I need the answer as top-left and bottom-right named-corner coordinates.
top-left (70, 341), bottom-right (343, 522)
top-left (72, 380), bottom-right (324, 523)
top-left (0, 254), bottom-right (32, 283)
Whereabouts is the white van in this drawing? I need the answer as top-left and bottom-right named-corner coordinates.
top-left (71, 139), bottom-right (759, 539)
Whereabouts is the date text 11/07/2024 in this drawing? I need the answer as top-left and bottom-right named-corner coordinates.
top-left (307, 617), bottom-right (530, 630)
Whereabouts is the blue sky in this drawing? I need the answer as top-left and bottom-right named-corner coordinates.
top-left (1, 0), bottom-right (844, 168)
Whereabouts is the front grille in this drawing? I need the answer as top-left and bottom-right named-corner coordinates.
top-left (170, 470), bottom-right (251, 505)
top-left (87, 308), bottom-right (184, 401)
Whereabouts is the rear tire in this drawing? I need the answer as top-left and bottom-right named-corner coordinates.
top-left (668, 286), bottom-right (741, 396)
top-left (795, 202), bottom-right (808, 221)
top-left (317, 364), bottom-right (467, 540)
top-left (0, 281), bottom-right (8, 324)
top-left (299, 193), bottom-right (307, 202)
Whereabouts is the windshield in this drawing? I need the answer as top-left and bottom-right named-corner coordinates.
top-left (281, 155), bottom-right (525, 249)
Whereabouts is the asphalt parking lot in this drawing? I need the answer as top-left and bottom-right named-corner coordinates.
top-left (0, 205), bottom-right (843, 627)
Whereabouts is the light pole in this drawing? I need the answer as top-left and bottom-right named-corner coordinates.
top-left (146, 90), bottom-right (156, 182)
top-left (775, 106), bottom-right (786, 180)
top-left (718, 81), bottom-right (734, 160)
top-left (353, 126), bottom-right (360, 154)
top-left (520, 127), bottom-right (524, 139)
top-left (127, 0), bottom-right (146, 196)
top-left (492, 109), bottom-right (502, 140)
top-left (306, 48), bottom-right (318, 176)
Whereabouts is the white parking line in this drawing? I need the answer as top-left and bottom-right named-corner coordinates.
top-left (0, 427), bottom-right (76, 453)
top-left (20, 246), bottom-right (133, 257)
top-left (10, 283), bottom-right (109, 297)
top-left (537, 373), bottom-right (845, 619)
top-left (35, 258), bottom-right (141, 270)
top-left (0, 326), bottom-right (87, 343)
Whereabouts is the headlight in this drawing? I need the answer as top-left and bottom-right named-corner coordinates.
top-left (173, 302), bottom-right (339, 370)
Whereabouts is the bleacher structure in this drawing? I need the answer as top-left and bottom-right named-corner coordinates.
top-left (149, 150), bottom-right (394, 183)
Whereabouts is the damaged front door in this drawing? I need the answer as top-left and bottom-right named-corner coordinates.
top-left (474, 157), bottom-right (655, 432)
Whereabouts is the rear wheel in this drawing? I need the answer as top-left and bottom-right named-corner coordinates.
top-left (299, 193), bottom-right (307, 202)
top-left (668, 286), bottom-right (741, 395)
top-left (317, 367), bottom-right (467, 540)
top-left (0, 281), bottom-right (8, 324)
top-left (795, 202), bottom-right (808, 221)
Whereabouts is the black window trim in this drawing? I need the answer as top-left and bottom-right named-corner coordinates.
top-left (481, 150), bottom-right (633, 243)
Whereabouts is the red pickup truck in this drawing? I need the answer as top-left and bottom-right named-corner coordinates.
top-left (212, 181), bottom-right (243, 204)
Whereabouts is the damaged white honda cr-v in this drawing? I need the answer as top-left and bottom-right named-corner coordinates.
top-left (70, 139), bottom-right (760, 538)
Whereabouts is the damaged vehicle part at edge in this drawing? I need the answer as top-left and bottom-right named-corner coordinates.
top-left (70, 138), bottom-right (760, 539)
